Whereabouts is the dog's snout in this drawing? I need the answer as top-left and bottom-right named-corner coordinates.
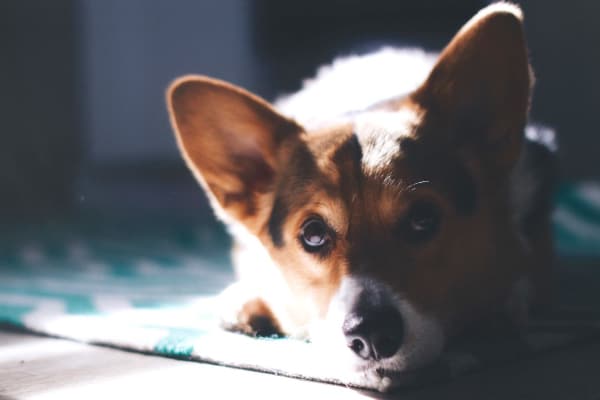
top-left (342, 305), bottom-right (404, 360)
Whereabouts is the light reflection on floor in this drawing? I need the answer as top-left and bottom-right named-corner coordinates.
top-left (0, 330), bottom-right (374, 400)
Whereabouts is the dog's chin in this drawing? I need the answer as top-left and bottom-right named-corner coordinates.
top-left (308, 295), bottom-right (445, 391)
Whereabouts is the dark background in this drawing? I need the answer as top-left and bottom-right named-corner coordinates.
top-left (1, 0), bottom-right (599, 222)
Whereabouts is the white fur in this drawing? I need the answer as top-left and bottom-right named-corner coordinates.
top-left (275, 48), bottom-right (436, 129)
top-left (224, 223), bottom-right (307, 337)
top-left (355, 110), bottom-right (420, 174)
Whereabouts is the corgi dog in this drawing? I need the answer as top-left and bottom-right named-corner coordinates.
top-left (167, 2), bottom-right (556, 390)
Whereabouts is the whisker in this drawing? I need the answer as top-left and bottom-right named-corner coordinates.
top-left (405, 180), bottom-right (431, 192)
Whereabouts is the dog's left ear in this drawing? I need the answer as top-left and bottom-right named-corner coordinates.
top-left (414, 3), bottom-right (532, 170)
top-left (167, 76), bottom-right (303, 230)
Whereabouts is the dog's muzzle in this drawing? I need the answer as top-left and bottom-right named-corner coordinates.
top-left (314, 274), bottom-right (445, 387)
top-left (343, 304), bottom-right (404, 360)
top-left (336, 276), bottom-right (406, 361)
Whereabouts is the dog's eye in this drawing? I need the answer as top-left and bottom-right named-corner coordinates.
top-left (299, 217), bottom-right (331, 253)
top-left (398, 201), bottom-right (441, 243)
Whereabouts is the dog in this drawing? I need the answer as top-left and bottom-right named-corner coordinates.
top-left (166, 2), bottom-right (557, 390)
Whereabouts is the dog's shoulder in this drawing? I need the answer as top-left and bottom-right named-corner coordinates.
top-left (274, 47), bottom-right (437, 128)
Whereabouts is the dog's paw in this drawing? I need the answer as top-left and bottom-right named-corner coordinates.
top-left (218, 282), bottom-right (282, 337)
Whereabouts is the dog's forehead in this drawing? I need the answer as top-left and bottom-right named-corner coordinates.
top-left (297, 106), bottom-right (423, 196)
top-left (292, 106), bottom-right (477, 217)
top-left (291, 108), bottom-right (423, 219)
top-left (353, 108), bottom-right (420, 177)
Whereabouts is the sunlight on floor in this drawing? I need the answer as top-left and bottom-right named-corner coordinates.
top-left (0, 336), bottom-right (84, 364)
top-left (28, 362), bottom-right (370, 400)
top-left (0, 331), bottom-right (374, 400)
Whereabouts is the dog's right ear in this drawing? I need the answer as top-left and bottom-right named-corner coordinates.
top-left (167, 76), bottom-right (303, 229)
top-left (412, 3), bottom-right (532, 171)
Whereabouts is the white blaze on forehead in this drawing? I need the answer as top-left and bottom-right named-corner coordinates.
top-left (354, 110), bottom-right (420, 175)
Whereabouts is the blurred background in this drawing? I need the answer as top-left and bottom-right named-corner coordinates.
top-left (1, 0), bottom-right (599, 224)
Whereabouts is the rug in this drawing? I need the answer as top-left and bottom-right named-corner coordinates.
top-left (1, 183), bottom-right (600, 391)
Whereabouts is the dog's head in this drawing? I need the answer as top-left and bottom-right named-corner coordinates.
top-left (167, 3), bottom-right (533, 384)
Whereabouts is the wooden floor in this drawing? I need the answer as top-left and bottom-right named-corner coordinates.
top-left (2, 330), bottom-right (600, 400)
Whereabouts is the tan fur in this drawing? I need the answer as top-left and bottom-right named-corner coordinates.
top-left (167, 2), bottom-right (550, 371)
top-left (167, 77), bottom-right (303, 232)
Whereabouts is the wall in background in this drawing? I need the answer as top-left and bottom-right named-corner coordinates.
top-left (80, 0), bottom-right (487, 168)
top-left (521, 0), bottom-right (600, 180)
top-left (2, 1), bottom-right (599, 220)
top-left (80, 0), bottom-right (258, 165)
top-left (0, 0), bottom-right (80, 218)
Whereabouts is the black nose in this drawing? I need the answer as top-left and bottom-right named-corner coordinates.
top-left (342, 305), bottom-right (404, 360)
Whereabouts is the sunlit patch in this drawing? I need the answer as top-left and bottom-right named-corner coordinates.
top-left (355, 109), bottom-right (421, 175)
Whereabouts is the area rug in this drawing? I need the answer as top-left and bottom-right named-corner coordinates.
top-left (1, 183), bottom-right (599, 391)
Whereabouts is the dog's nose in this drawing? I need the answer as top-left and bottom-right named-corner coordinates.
top-left (342, 305), bottom-right (404, 360)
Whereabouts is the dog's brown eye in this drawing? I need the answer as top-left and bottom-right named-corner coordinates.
top-left (397, 201), bottom-right (441, 243)
top-left (299, 218), bottom-right (331, 253)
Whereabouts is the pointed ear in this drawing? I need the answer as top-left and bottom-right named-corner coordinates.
top-left (413, 3), bottom-right (533, 170)
top-left (167, 76), bottom-right (303, 227)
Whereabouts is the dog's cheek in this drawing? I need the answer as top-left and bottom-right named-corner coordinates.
top-left (307, 287), bottom-right (358, 364)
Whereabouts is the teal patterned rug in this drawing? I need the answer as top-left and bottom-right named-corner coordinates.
top-left (554, 183), bottom-right (600, 257)
top-left (1, 183), bottom-right (600, 391)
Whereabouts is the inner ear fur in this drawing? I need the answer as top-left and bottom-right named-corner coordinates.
top-left (413, 3), bottom-right (533, 170)
top-left (167, 76), bottom-right (303, 226)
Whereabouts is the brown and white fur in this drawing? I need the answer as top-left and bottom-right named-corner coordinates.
top-left (166, 3), bottom-right (557, 390)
